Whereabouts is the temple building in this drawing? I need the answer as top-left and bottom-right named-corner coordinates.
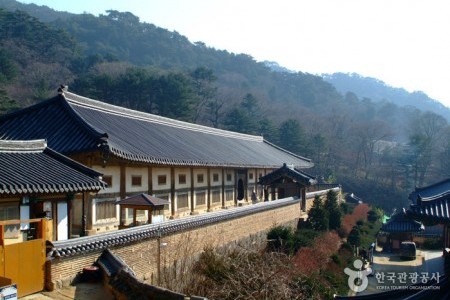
top-left (0, 88), bottom-right (313, 236)
top-left (0, 139), bottom-right (105, 241)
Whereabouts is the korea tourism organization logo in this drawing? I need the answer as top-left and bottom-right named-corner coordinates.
top-left (344, 259), bottom-right (372, 292)
top-left (343, 259), bottom-right (441, 293)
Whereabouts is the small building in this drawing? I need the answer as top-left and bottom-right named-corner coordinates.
top-left (378, 208), bottom-right (424, 252)
top-left (258, 163), bottom-right (317, 211)
top-left (0, 139), bottom-right (106, 241)
top-left (117, 193), bottom-right (169, 228)
top-left (408, 178), bottom-right (450, 274)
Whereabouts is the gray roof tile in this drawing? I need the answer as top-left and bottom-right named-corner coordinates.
top-left (0, 139), bottom-right (106, 195)
top-left (0, 91), bottom-right (313, 168)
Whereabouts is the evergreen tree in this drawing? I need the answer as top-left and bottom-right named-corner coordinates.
top-left (307, 196), bottom-right (328, 231)
top-left (324, 190), bottom-right (342, 230)
top-left (348, 226), bottom-right (361, 247)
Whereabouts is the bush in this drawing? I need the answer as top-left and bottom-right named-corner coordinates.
top-left (267, 225), bottom-right (294, 253)
top-left (423, 237), bottom-right (443, 250)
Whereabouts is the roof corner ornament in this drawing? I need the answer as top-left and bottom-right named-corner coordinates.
top-left (57, 84), bottom-right (68, 95)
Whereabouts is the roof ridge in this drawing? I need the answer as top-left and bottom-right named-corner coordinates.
top-left (414, 178), bottom-right (450, 191)
top-left (263, 139), bottom-right (312, 162)
top-left (0, 139), bottom-right (47, 152)
top-left (63, 91), bottom-right (264, 141)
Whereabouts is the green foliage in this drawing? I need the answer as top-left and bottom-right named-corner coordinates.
top-left (307, 196), bottom-right (329, 231)
top-left (422, 237), bottom-right (443, 250)
top-left (267, 225), bottom-right (294, 253)
top-left (0, 49), bottom-right (17, 83)
top-left (367, 209), bottom-right (381, 222)
top-left (325, 190), bottom-right (342, 230)
top-left (278, 118), bottom-right (306, 155)
top-left (223, 93), bottom-right (262, 134)
top-left (348, 226), bottom-right (361, 247)
top-left (2, 3), bottom-right (450, 214)
top-left (340, 202), bottom-right (353, 215)
top-left (267, 226), bottom-right (320, 254)
top-left (0, 89), bottom-right (20, 115)
top-left (292, 228), bottom-right (321, 251)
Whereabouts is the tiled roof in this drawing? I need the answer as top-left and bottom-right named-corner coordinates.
top-left (0, 91), bottom-right (313, 169)
top-left (409, 197), bottom-right (450, 222)
top-left (408, 178), bottom-right (450, 202)
top-left (258, 163), bottom-right (316, 185)
top-left (0, 139), bottom-right (106, 195)
top-left (380, 209), bottom-right (424, 233)
top-left (116, 193), bottom-right (170, 207)
top-left (407, 178), bottom-right (450, 223)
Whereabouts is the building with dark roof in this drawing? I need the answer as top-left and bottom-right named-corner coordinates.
top-left (0, 89), bottom-right (313, 235)
top-left (0, 139), bottom-right (105, 241)
top-left (408, 179), bottom-right (450, 257)
top-left (378, 209), bottom-right (424, 252)
top-left (258, 163), bottom-right (317, 210)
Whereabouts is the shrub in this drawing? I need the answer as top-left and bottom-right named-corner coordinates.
top-left (267, 225), bottom-right (294, 253)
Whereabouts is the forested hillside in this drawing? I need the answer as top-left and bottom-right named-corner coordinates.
top-left (1, 1), bottom-right (450, 212)
top-left (323, 72), bottom-right (450, 121)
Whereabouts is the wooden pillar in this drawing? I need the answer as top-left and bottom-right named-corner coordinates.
top-left (120, 165), bottom-right (126, 200)
top-left (254, 168), bottom-right (258, 197)
top-left (0, 224), bottom-right (4, 246)
top-left (301, 187), bottom-right (306, 212)
top-left (190, 168), bottom-right (195, 213)
top-left (119, 206), bottom-right (123, 227)
top-left (133, 209), bottom-right (137, 226)
top-left (221, 168), bottom-right (225, 208)
top-left (170, 167), bottom-right (175, 217)
top-left (207, 168), bottom-right (211, 211)
top-left (148, 166), bottom-right (153, 195)
top-left (148, 208), bottom-right (152, 224)
top-left (82, 191), bottom-right (90, 236)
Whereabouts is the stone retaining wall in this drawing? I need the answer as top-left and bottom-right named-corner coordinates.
top-left (46, 188), bottom-right (341, 290)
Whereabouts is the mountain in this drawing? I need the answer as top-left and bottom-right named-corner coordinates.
top-left (322, 72), bottom-right (450, 121)
top-left (2, 0), bottom-right (450, 211)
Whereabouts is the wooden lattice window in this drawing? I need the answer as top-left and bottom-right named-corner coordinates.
top-left (225, 189), bottom-right (234, 201)
top-left (226, 173), bottom-right (232, 182)
top-left (213, 173), bottom-right (219, 182)
top-left (195, 191), bottom-right (206, 206)
top-left (177, 194), bottom-right (189, 209)
top-left (158, 175), bottom-right (167, 185)
top-left (95, 200), bottom-right (116, 221)
top-left (197, 174), bottom-right (204, 183)
top-left (131, 175), bottom-right (142, 187)
top-left (212, 190), bottom-right (221, 203)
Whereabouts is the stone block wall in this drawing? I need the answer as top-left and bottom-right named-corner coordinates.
top-left (46, 188), bottom-right (341, 290)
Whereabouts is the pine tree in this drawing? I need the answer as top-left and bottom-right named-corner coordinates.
top-left (307, 195), bottom-right (328, 231)
top-left (324, 189), bottom-right (342, 230)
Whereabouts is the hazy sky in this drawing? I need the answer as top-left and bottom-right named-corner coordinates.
top-left (18, 0), bottom-right (450, 107)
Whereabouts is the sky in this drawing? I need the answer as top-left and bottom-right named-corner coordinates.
top-left (17, 0), bottom-right (450, 107)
